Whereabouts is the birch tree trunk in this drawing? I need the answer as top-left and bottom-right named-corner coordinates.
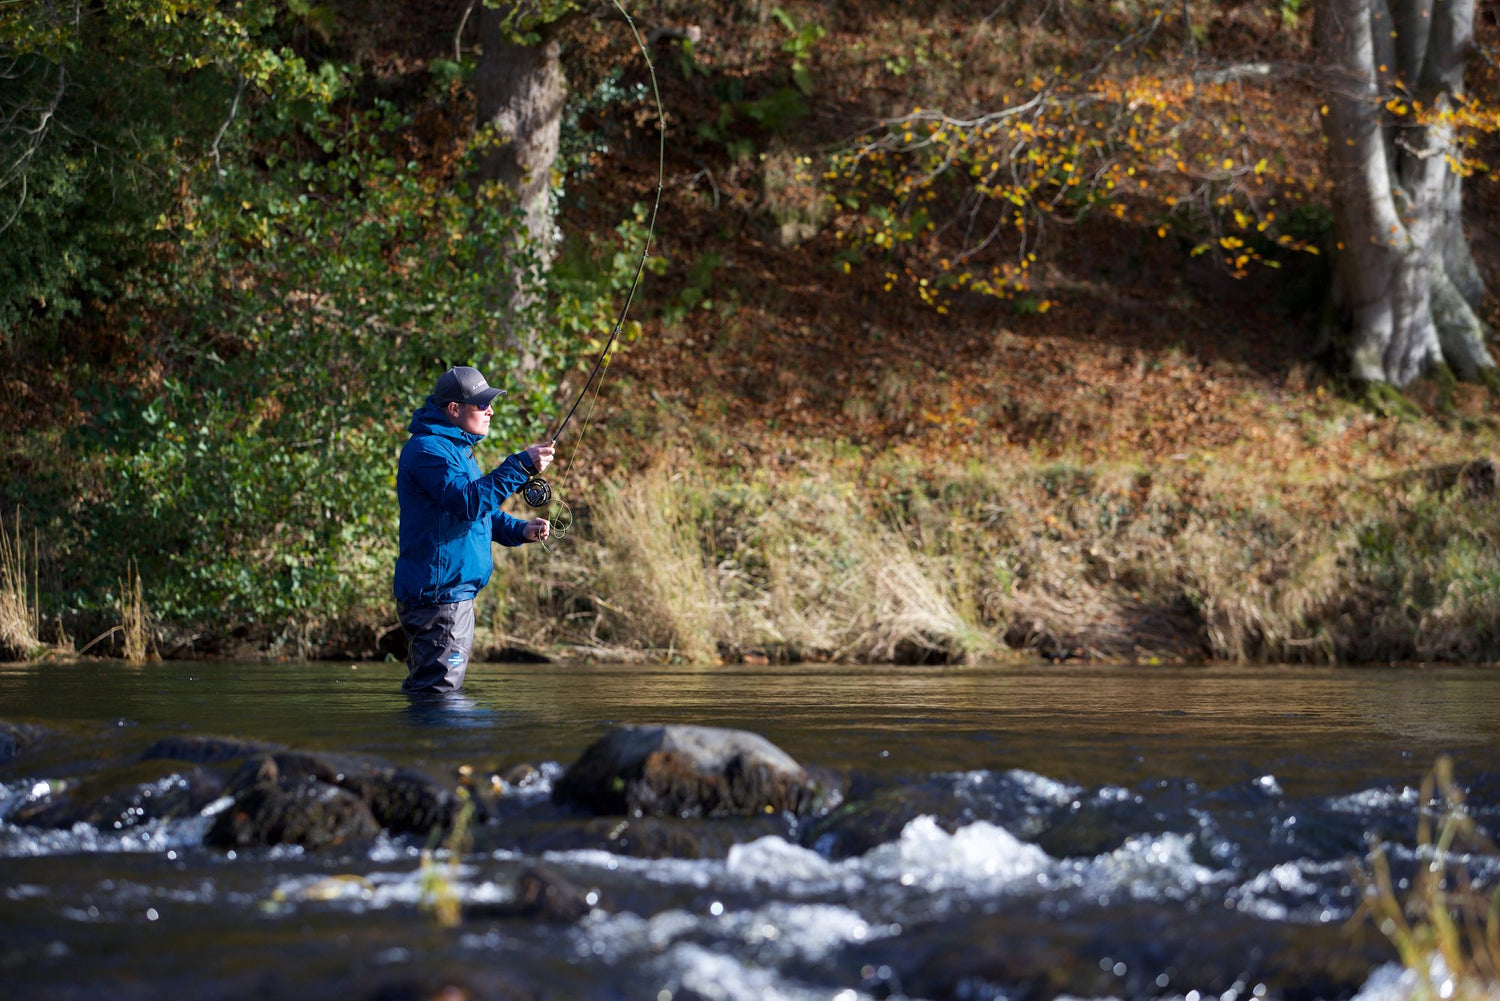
top-left (473, 6), bottom-right (566, 366)
top-left (1315, 0), bottom-right (1493, 388)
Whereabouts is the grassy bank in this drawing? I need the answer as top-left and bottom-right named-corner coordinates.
top-left (470, 439), bottom-right (1500, 667)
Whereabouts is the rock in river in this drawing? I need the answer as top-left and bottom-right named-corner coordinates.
top-left (205, 750), bottom-right (463, 850)
top-left (0, 719), bottom-right (49, 764)
top-left (206, 757), bottom-right (382, 850)
top-left (552, 723), bottom-right (827, 819)
top-left (11, 759), bottom-right (224, 830)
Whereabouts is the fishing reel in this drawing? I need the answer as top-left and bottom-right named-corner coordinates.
top-left (521, 476), bottom-right (553, 508)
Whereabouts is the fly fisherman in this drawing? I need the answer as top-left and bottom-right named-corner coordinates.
top-left (393, 365), bottom-right (555, 694)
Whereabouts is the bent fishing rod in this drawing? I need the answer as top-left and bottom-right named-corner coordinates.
top-left (519, 0), bottom-right (664, 511)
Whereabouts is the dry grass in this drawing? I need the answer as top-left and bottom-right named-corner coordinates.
top-left (1353, 756), bottom-right (1500, 1001)
top-left (592, 466), bottom-right (725, 662)
top-left (119, 559), bottom-right (151, 664)
top-left (0, 508), bottom-right (40, 661)
top-left (480, 445), bottom-right (1500, 666)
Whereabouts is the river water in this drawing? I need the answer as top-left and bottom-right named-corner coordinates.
top-left (1, 660), bottom-right (1497, 1000)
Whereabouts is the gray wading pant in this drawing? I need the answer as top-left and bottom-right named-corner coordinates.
top-left (398, 599), bottom-right (475, 694)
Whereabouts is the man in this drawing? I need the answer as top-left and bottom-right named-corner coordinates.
top-left (394, 365), bottom-right (555, 694)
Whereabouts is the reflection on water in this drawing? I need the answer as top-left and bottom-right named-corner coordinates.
top-left (398, 691), bottom-right (497, 729)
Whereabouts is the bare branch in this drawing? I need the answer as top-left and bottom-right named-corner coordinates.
top-left (209, 75), bottom-right (246, 172)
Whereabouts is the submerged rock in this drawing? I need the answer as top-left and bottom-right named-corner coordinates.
top-left (11, 759), bottom-right (223, 830)
top-left (465, 865), bottom-right (598, 924)
top-left (805, 770), bottom-right (1067, 859)
top-left (141, 734), bottom-right (284, 764)
top-left (552, 724), bottom-right (827, 819)
top-left (843, 899), bottom-right (1387, 1001)
top-left (474, 813), bottom-right (792, 860)
top-left (0, 719), bottom-right (49, 764)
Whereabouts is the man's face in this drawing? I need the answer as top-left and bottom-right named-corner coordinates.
top-left (450, 401), bottom-right (492, 437)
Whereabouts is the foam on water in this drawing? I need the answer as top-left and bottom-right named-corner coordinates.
top-left (1226, 858), bottom-right (1352, 922)
top-left (651, 942), bottom-right (876, 1001)
top-left (1070, 832), bottom-right (1224, 903)
top-left (1328, 786), bottom-right (1420, 815)
top-left (0, 812), bottom-right (216, 857)
top-left (857, 815), bottom-right (1050, 892)
top-left (726, 835), bottom-right (840, 888)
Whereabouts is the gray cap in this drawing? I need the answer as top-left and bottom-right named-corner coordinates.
top-left (433, 365), bottom-right (505, 408)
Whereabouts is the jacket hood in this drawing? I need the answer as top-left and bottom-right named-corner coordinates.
top-left (408, 396), bottom-right (483, 445)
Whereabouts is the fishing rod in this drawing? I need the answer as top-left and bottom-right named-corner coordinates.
top-left (520, 0), bottom-right (665, 511)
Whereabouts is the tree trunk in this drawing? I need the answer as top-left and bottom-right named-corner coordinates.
top-left (473, 7), bottom-right (566, 365)
top-left (1315, 0), bottom-right (1493, 387)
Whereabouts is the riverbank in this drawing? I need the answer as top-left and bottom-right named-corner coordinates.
top-left (10, 426), bottom-right (1499, 668)
top-left (481, 441), bottom-right (1500, 668)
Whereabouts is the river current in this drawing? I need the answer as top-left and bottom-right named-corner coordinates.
top-left (1, 660), bottom-right (1497, 1000)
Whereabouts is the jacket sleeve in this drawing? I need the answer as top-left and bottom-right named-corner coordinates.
top-left (404, 444), bottom-right (533, 522)
top-left (491, 510), bottom-right (531, 547)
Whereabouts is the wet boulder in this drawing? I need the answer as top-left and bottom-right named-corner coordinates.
top-left (361, 767), bottom-right (462, 836)
top-left (11, 760), bottom-right (224, 830)
top-left (249, 752), bottom-right (464, 834)
top-left (0, 719), bottom-right (49, 764)
top-left (553, 724), bottom-right (827, 819)
top-left (206, 751), bottom-right (460, 850)
top-left (206, 759), bottom-right (381, 850)
top-left (141, 734), bottom-right (284, 764)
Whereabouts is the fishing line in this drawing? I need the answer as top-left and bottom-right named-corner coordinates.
top-left (523, 0), bottom-right (665, 549)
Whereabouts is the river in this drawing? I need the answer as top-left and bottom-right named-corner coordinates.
top-left (2, 660), bottom-right (1497, 1000)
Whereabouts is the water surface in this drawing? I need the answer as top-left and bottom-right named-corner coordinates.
top-left (2, 660), bottom-right (1496, 1000)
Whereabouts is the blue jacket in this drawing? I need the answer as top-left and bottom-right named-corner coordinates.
top-left (393, 398), bottom-right (534, 608)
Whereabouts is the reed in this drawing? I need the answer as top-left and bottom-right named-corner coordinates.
top-left (0, 508), bottom-right (40, 661)
top-left (119, 559), bottom-right (151, 664)
top-left (1352, 756), bottom-right (1500, 1000)
top-left (417, 787), bottom-right (473, 929)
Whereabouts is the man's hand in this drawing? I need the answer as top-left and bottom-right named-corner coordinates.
top-left (524, 440), bottom-right (556, 473)
top-left (522, 518), bottom-right (551, 543)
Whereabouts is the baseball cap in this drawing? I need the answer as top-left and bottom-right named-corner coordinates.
top-left (433, 366), bottom-right (506, 408)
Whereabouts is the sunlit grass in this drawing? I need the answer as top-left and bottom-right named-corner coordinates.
top-left (1353, 757), bottom-right (1500, 1001)
top-left (482, 444), bottom-right (1500, 665)
top-left (0, 508), bottom-right (40, 661)
top-left (417, 786), bottom-right (473, 929)
top-left (119, 559), bottom-right (151, 664)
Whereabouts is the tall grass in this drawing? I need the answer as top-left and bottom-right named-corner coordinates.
top-left (1353, 756), bottom-right (1500, 1000)
top-left (119, 559), bottom-right (151, 664)
top-left (0, 508), bottom-right (40, 661)
top-left (477, 450), bottom-right (1500, 665)
top-left (577, 467), bottom-right (990, 663)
